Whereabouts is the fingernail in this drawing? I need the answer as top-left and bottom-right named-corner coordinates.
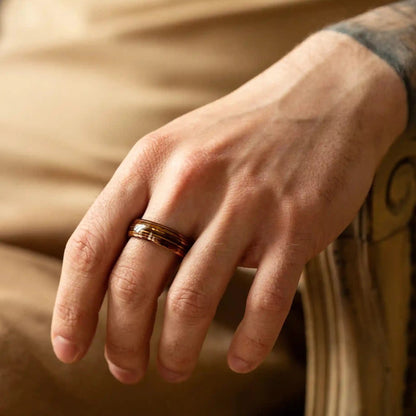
top-left (52, 335), bottom-right (80, 363)
top-left (229, 356), bottom-right (252, 373)
top-left (108, 362), bottom-right (141, 384)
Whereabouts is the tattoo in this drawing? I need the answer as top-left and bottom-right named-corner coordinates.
top-left (325, 1), bottom-right (416, 129)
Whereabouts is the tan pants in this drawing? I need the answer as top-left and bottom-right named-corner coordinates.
top-left (0, 243), bottom-right (307, 415)
top-left (0, 0), bottom-right (392, 414)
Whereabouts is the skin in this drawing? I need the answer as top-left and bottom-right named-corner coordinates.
top-left (51, 25), bottom-right (408, 384)
top-left (327, 0), bottom-right (416, 127)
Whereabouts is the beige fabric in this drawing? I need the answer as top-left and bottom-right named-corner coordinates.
top-left (0, 0), bottom-right (393, 414)
top-left (0, 243), bottom-right (305, 415)
top-left (0, 0), bottom-right (393, 257)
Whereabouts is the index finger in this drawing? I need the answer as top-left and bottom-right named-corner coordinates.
top-left (50, 142), bottom-right (151, 363)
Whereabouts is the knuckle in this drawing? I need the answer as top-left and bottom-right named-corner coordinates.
top-left (168, 147), bottom-right (216, 190)
top-left (241, 331), bottom-right (271, 354)
top-left (168, 286), bottom-right (213, 323)
top-left (248, 288), bottom-right (290, 316)
top-left (55, 302), bottom-right (88, 329)
top-left (277, 210), bottom-right (314, 264)
top-left (110, 265), bottom-right (149, 307)
top-left (65, 226), bottom-right (105, 276)
top-left (172, 151), bottom-right (204, 186)
top-left (285, 237), bottom-right (311, 266)
top-left (280, 191), bottom-right (330, 261)
top-left (131, 132), bottom-right (172, 175)
top-left (283, 219), bottom-right (320, 264)
top-left (137, 131), bottom-right (172, 158)
top-left (292, 230), bottom-right (321, 261)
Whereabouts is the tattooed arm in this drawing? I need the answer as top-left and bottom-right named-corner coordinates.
top-left (326, 1), bottom-right (416, 129)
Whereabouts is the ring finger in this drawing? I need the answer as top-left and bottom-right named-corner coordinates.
top-left (105, 212), bottom-right (192, 384)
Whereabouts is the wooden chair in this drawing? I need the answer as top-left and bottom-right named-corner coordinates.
top-left (301, 131), bottom-right (416, 415)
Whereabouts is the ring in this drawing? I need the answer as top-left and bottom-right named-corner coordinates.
top-left (127, 219), bottom-right (194, 257)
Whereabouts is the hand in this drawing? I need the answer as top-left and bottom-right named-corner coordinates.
top-left (51, 31), bottom-right (406, 384)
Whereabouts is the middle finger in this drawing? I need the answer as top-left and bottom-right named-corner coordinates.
top-left (157, 210), bottom-right (250, 382)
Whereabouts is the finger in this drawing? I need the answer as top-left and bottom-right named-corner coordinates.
top-left (157, 212), bottom-right (250, 383)
top-left (103, 147), bottom-right (225, 383)
top-left (227, 243), bottom-right (305, 374)
top-left (105, 235), bottom-right (180, 384)
top-left (51, 140), bottom-right (154, 363)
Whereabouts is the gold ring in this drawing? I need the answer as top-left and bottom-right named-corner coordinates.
top-left (127, 219), bottom-right (193, 257)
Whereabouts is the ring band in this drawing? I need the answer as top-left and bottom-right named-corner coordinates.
top-left (127, 219), bottom-right (194, 257)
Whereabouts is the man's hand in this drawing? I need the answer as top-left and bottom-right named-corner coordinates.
top-left (50, 30), bottom-right (406, 384)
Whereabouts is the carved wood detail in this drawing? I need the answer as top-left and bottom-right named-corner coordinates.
top-left (301, 132), bottom-right (416, 415)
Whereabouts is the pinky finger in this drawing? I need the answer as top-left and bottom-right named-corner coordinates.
top-left (227, 245), bottom-right (305, 373)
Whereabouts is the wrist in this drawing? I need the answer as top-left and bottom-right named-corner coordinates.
top-left (300, 30), bottom-right (408, 165)
top-left (231, 30), bottom-right (408, 169)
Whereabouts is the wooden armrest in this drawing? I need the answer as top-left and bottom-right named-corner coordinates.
top-left (300, 130), bottom-right (416, 416)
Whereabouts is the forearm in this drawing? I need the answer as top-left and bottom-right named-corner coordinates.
top-left (325, 0), bottom-right (416, 129)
